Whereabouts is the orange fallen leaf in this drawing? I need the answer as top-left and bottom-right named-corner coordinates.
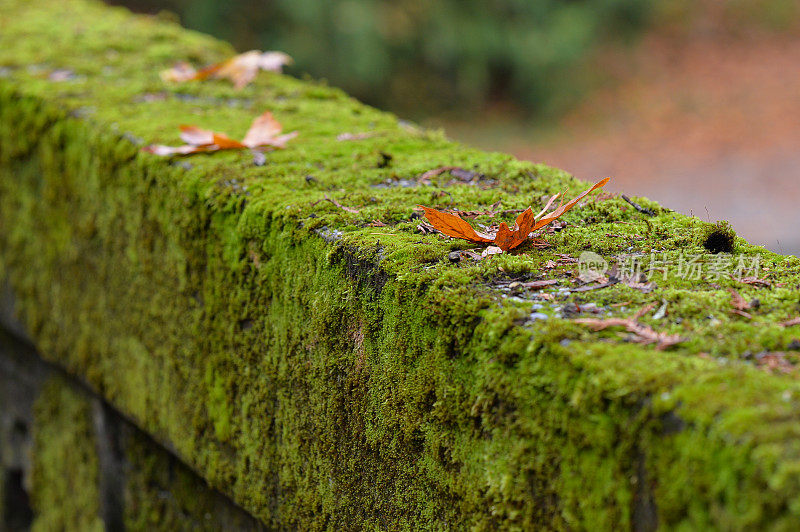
top-left (416, 207), bottom-right (494, 244)
top-left (161, 50), bottom-right (293, 89)
top-left (159, 61), bottom-right (196, 83)
top-left (418, 178), bottom-right (610, 252)
top-left (143, 111), bottom-right (297, 157)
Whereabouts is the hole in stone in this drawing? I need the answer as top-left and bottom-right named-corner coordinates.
top-left (11, 419), bottom-right (27, 437)
top-left (3, 468), bottom-right (33, 531)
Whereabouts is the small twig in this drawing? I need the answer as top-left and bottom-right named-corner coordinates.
top-left (731, 309), bottom-right (753, 319)
top-left (609, 301), bottom-right (633, 307)
top-left (496, 208), bottom-right (526, 216)
top-left (453, 208), bottom-right (525, 218)
top-left (323, 195), bottom-right (360, 213)
top-left (621, 195), bottom-right (655, 216)
top-left (633, 302), bottom-right (658, 320)
top-left (337, 131), bottom-right (379, 141)
top-left (575, 309), bottom-right (683, 350)
top-left (572, 279), bottom-right (618, 292)
top-left (417, 166), bottom-right (459, 183)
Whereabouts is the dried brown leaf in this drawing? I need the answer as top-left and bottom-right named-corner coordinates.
top-left (179, 125), bottom-right (215, 146)
top-left (535, 193), bottom-right (561, 219)
top-left (212, 132), bottom-right (246, 149)
top-left (141, 144), bottom-right (214, 156)
top-left (240, 112), bottom-right (299, 149)
top-left (531, 178), bottom-right (611, 231)
top-left (143, 111), bottom-right (296, 157)
top-left (159, 61), bottom-right (196, 83)
top-left (161, 50), bottom-right (292, 89)
top-left (416, 206), bottom-right (494, 243)
top-left (418, 178), bottom-right (609, 251)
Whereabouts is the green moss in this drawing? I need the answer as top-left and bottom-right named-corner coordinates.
top-left (4, 0), bottom-right (800, 528)
top-left (30, 378), bottom-right (104, 532)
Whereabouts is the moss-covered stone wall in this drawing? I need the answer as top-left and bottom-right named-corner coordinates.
top-left (3, 0), bottom-right (800, 528)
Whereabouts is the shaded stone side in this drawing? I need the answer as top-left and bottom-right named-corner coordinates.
top-left (0, 327), bottom-right (266, 530)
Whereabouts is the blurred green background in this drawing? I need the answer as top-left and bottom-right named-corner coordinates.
top-left (110, 0), bottom-right (653, 119)
top-left (108, 0), bottom-right (800, 255)
top-left (107, 0), bottom-right (800, 120)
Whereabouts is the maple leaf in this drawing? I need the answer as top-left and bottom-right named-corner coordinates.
top-left (161, 50), bottom-right (293, 89)
top-left (418, 177), bottom-right (609, 252)
top-left (143, 111), bottom-right (297, 157)
top-left (159, 61), bottom-right (196, 83)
